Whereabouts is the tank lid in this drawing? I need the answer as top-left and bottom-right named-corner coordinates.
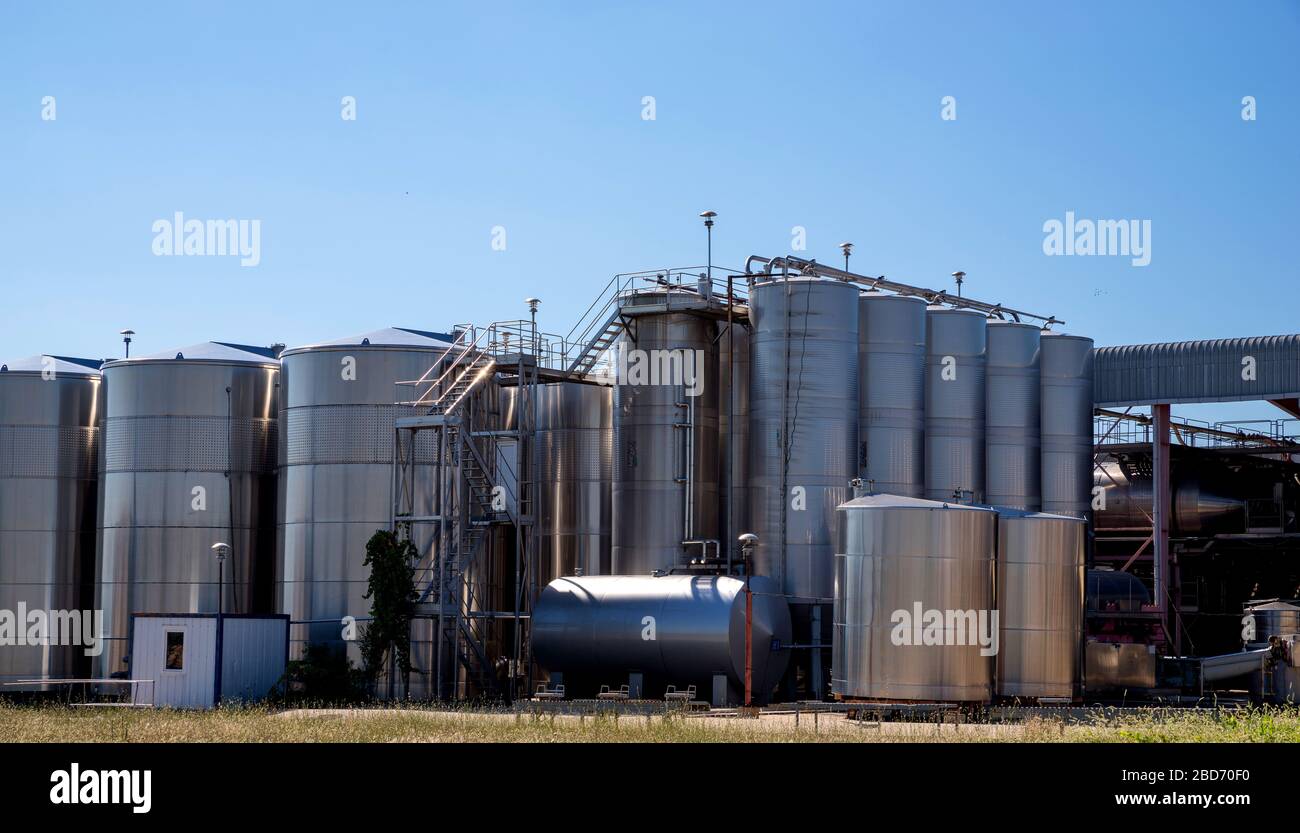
top-left (838, 493), bottom-right (997, 513)
top-left (1040, 331), bottom-right (1093, 342)
top-left (105, 341), bottom-right (281, 368)
top-left (1246, 600), bottom-right (1300, 612)
top-left (925, 305), bottom-right (986, 317)
top-left (0, 355), bottom-right (104, 376)
top-left (281, 326), bottom-right (456, 354)
top-left (992, 505), bottom-right (1086, 523)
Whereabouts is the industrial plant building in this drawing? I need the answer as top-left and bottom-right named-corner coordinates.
top-left (2, 253), bottom-right (1297, 709)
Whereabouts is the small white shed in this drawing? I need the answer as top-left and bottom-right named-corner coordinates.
top-left (129, 614), bottom-right (289, 709)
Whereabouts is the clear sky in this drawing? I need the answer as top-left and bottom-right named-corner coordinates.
top-left (2, 1), bottom-right (1297, 422)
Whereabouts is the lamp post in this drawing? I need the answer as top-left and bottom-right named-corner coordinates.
top-left (952, 270), bottom-right (966, 298)
top-left (526, 297), bottom-right (540, 356)
top-left (119, 329), bottom-right (135, 358)
top-left (211, 542), bottom-right (230, 706)
top-left (839, 242), bottom-right (853, 273)
top-left (699, 211), bottom-right (716, 286)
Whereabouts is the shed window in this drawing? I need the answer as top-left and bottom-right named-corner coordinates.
top-left (165, 631), bottom-right (185, 670)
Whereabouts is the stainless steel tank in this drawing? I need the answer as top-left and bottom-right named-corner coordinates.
top-left (502, 381), bottom-right (612, 581)
top-left (718, 321), bottom-right (750, 551)
top-left (985, 322), bottom-right (1040, 510)
top-left (833, 494), bottom-right (997, 702)
top-left (858, 293), bottom-right (926, 497)
top-left (611, 302), bottom-right (719, 575)
top-left (532, 574), bottom-right (791, 704)
top-left (277, 327), bottom-right (451, 696)
top-left (1040, 333), bottom-right (1095, 518)
top-left (0, 356), bottom-right (102, 689)
top-left (1093, 460), bottom-right (1244, 535)
top-left (924, 308), bottom-right (987, 502)
top-left (1246, 601), bottom-right (1300, 641)
top-left (748, 276), bottom-right (859, 604)
top-left (95, 342), bottom-right (280, 679)
top-left (995, 508), bottom-right (1085, 699)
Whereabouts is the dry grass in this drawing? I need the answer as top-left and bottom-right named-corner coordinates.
top-left (2, 701), bottom-right (1296, 743)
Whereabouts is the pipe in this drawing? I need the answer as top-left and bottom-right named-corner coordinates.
top-left (1200, 648), bottom-right (1271, 683)
top-left (746, 254), bottom-right (1060, 326)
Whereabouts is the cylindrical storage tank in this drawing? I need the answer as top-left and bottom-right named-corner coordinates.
top-left (1040, 333), bottom-right (1095, 518)
top-left (924, 308), bottom-right (987, 502)
top-left (95, 343), bottom-right (279, 679)
top-left (0, 356), bottom-right (102, 689)
top-left (611, 304), bottom-right (719, 575)
top-left (833, 494), bottom-right (997, 702)
top-left (277, 327), bottom-right (451, 697)
top-left (996, 509), bottom-right (1085, 699)
top-left (748, 276), bottom-right (859, 605)
top-left (718, 321), bottom-right (750, 551)
top-left (1246, 601), bottom-right (1300, 642)
top-left (1092, 461), bottom-right (1244, 536)
top-left (858, 293), bottom-right (926, 497)
top-left (503, 381), bottom-right (612, 581)
top-left (985, 322), bottom-right (1041, 510)
top-left (532, 574), bottom-right (791, 704)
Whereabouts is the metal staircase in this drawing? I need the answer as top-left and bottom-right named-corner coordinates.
top-left (392, 322), bottom-right (533, 700)
top-left (388, 269), bottom-right (748, 702)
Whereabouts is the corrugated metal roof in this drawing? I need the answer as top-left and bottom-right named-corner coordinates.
top-left (1093, 335), bottom-right (1300, 406)
top-left (0, 355), bottom-right (104, 375)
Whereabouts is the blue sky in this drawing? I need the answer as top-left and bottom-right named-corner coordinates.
top-left (2, 1), bottom-right (1297, 420)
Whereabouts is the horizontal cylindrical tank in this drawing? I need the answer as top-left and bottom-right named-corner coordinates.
top-left (748, 276), bottom-right (859, 604)
top-left (985, 322), bottom-right (1041, 510)
top-left (532, 574), bottom-right (791, 703)
top-left (0, 356), bottom-right (103, 689)
top-left (1040, 333), bottom-right (1095, 518)
top-left (833, 494), bottom-right (997, 702)
top-left (277, 327), bottom-right (452, 696)
top-left (924, 308), bottom-right (987, 502)
top-left (95, 342), bottom-right (280, 679)
top-left (1093, 460), bottom-right (1245, 536)
top-left (1086, 567), bottom-right (1151, 612)
top-left (611, 303), bottom-right (719, 575)
top-left (996, 508), bottom-right (1085, 699)
top-left (503, 381), bottom-right (612, 581)
top-left (858, 293), bottom-right (926, 497)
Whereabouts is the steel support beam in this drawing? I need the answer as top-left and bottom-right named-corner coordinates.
top-left (1152, 403), bottom-right (1171, 648)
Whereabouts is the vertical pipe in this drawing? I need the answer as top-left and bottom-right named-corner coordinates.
top-left (1152, 403), bottom-right (1171, 643)
top-left (744, 577), bottom-right (753, 706)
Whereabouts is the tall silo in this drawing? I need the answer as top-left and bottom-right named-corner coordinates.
top-left (277, 327), bottom-right (452, 696)
top-left (718, 322), bottom-right (750, 549)
top-left (858, 293), bottom-right (926, 497)
top-left (611, 299), bottom-right (719, 575)
top-left (1040, 333), bottom-right (1095, 518)
top-left (985, 321), bottom-right (1041, 510)
top-left (502, 381), bottom-right (612, 582)
top-left (924, 307), bottom-right (987, 502)
top-left (0, 356), bottom-right (102, 689)
top-left (94, 342), bottom-right (280, 679)
top-left (748, 275), bottom-right (858, 697)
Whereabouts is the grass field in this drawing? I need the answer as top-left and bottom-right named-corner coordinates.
top-left (3, 702), bottom-right (1298, 742)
